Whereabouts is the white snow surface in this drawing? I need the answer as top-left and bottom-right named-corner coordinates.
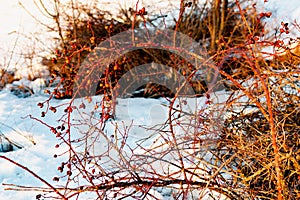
top-left (0, 87), bottom-right (230, 199)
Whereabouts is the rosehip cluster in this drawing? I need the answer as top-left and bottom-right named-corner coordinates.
top-left (257, 12), bottom-right (272, 24)
top-left (137, 7), bottom-right (147, 16)
top-left (185, 2), bottom-right (192, 7)
top-left (280, 22), bottom-right (289, 34)
top-left (259, 12), bottom-right (272, 18)
top-left (129, 7), bottom-right (147, 16)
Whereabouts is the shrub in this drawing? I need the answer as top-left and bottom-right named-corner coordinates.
top-left (42, 0), bottom-right (264, 99)
top-left (0, 69), bottom-right (17, 90)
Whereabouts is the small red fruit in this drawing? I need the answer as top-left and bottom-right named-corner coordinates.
top-left (265, 12), bottom-right (272, 18)
top-left (67, 171), bottom-right (72, 176)
top-left (140, 7), bottom-right (145, 14)
top-left (50, 106), bottom-right (57, 113)
top-left (51, 58), bottom-right (57, 64)
top-left (259, 13), bottom-right (265, 18)
top-left (37, 102), bottom-right (43, 108)
top-left (58, 166), bottom-right (63, 172)
top-left (205, 100), bottom-right (212, 105)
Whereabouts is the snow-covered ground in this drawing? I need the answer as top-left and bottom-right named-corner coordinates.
top-left (0, 84), bottom-right (230, 199)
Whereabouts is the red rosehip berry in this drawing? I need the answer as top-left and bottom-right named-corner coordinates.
top-left (50, 106), bottom-right (57, 113)
top-left (67, 171), bottom-right (72, 176)
top-left (37, 102), bottom-right (43, 108)
top-left (265, 12), bottom-right (272, 18)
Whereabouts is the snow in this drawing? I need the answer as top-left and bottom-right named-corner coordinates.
top-left (0, 87), bottom-right (230, 199)
top-left (0, 92), bottom-right (61, 199)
